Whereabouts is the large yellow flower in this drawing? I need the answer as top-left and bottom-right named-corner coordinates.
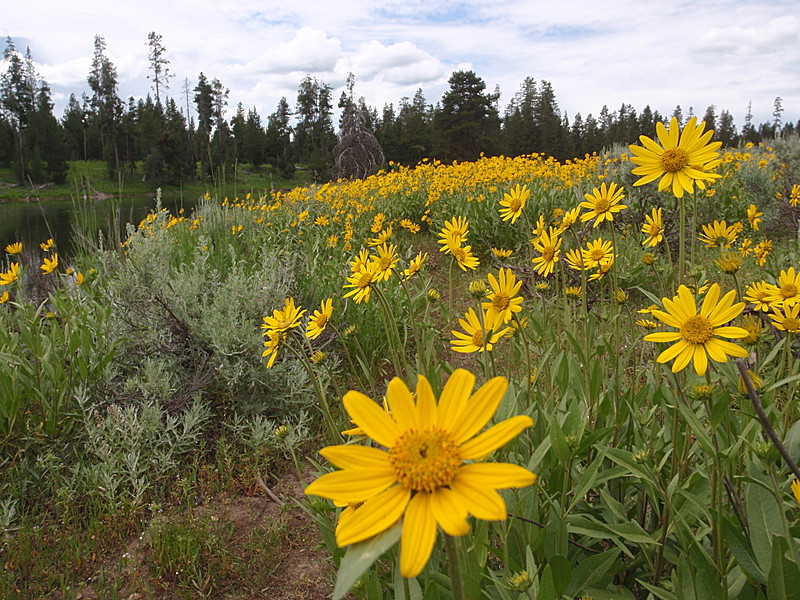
top-left (40, 253), bottom-right (59, 274)
top-left (304, 369), bottom-right (536, 577)
top-left (451, 308), bottom-right (511, 353)
top-left (769, 303), bottom-right (800, 332)
top-left (582, 238), bottom-right (613, 269)
top-left (343, 262), bottom-right (380, 304)
top-left (744, 281), bottom-right (778, 312)
top-left (747, 204), bottom-right (763, 231)
top-left (0, 263), bottom-right (20, 286)
top-left (306, 298), bottom-right (333, 340)
top-left (371, 243), bottom-right (399, 282)
top-left (579, 182), bottom-right (627, 228)
top-left (261, 297), bottom-right (306, 333)
top-left (499, 184), bottom-right (530, 224)
top-left (5, 242), bottom-right (22, 255)
top-left (482, 268), bottom-right (523, 324)
top-left (531, 227), bottom-right (562, 277)
top-left (402, 251), bottom-right (428, 281)
top-left (698, 220), bottom-right (738, 248)
top-left (438, 217), bottom-right (469, 253)
top-left (767, 267), bottom-right (800, 308)
top-left (450, 243), bottom-right (479, 271)
top-left (644, 283), bottom-right (748, 375)
top-left (641, 207), bottom-right (664, 247)
top-left (629, 116), bottom-right (722, 198)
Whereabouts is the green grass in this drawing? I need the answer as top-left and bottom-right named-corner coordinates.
top-left (0, 160), bottom-right (313, 202)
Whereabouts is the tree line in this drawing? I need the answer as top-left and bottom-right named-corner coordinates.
top-left (1, 34), bottom-right (797, 187)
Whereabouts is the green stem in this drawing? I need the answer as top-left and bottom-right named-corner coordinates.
top-left (374, 285), bottom-right (407, 379)
top-left (285, 340), bottom-right (341, 444)
top-left (444, 534), bottom-right (466, 600)
top-left (678, 196), bottom-right (686, 284)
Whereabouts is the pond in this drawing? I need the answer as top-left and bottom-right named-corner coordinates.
top-left (0, 193), bottom-right (199, 259)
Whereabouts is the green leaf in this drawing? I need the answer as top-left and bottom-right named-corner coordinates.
top-left (395, 561), bottom-right (423, 600)
top-left (333, 522), bottom-right (402, 600)
top-left (746, 478), bottom-right (784, 576)
top-left (567, 446), bottom-right (607, 512)
top-left (767, 535), bottom-right (800, 600)
top-left (564, 548), bottom-right (621, 596)
top-left (538, 564), bottom-right (558, 600)
top-left (722, 517), bottom-right (765, 585)
top-left (548, 413), bottom-right (571, 465)
top-left (548, 555), bottom-right (572, 597)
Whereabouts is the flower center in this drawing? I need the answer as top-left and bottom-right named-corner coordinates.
top-left (588, 248), bottom-right (605, 261)
top-left (681, 315), bottom-right (714, 344)
top-left (646, 223), bottom-right (661, 235)
top-left (357, 271), bottom-right (373, 288)
top-left (471, 328), bottom-right (485, 348)
top-left (594, 198), bottom-right (611, 213)
top-left (542, 247), bottom-right (555, 261)
top-left (315, 314), bottom-right (329, 328)
top-left (781, 283), bottom-right (798, 299)
top-left (783, 317), bottom-right (800, 331)
top-left (491, 293), bottom-right (510, 311)
top-left (509, 198), bottom-right (521, 212)
top-left (661, 147), bottom-right (690, 172)
top-left (388, 427), bottom-right (462, 492)
top-left (453, 247), bottom-right (466, 262)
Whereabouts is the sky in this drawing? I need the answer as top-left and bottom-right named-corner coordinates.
top-left (4, 0), bottom-right (800, 131)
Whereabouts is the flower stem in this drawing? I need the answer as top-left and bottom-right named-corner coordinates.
top-left (444, 534), bottom-right (466, 600)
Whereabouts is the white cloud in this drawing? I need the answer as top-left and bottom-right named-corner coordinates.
top-left (245, 27), bottom-right (342, 75)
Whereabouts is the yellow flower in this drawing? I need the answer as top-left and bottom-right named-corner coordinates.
top-left (0, 263), bottom-right (20, 286)
top-left (40, 238), bottom-right (55, 251)
top-left (306, 298), bottom-right (333, 340)
top-left (715, 251), bottom-right (742, 274)
top-left (371, 243), bottom-right (399, 282)
top-left (744, 281), bottom-right (777, 311)
top-left (438, 217), bottom-right (469, 253)
top-left (644, 283), bottom-right (748, 375)
top-left (482, 268), bottom-right (524, 324)
top-left (579, 182), bottom-right (627, 227)
top-left (450, 243), bottom-right (479, 271)
top-left (642, 252), bottom-right (657, 265)
top-left (563, 248), bottom-right (588, 271)
top-left (629, 116), bottom-right (722, 198)
top-left (402, 252), bottom-right (428, 281)
top-left (5, 242), bottom-right (22, 254)
top-left (789, 184), bottom-right (800, 207)
top-left (641, 207), bottom-right (664, 247)
top-left (582, 238), bottom-right (614, 269)
top-left (698, 220), bottom-right (738, 248)
top-left (740, 314), bottom-right (762, 345)
top-left (261, 297), bottom-right (306, 333)
top-left (737, 370), bottom-right (763, 395)
top-left (753, 240), bottom-right (772, 266)
top-left (615, 288), bottom-right (628, 304)
top-left (451, 308), bottom-right (511, 353)
top-left (499, 184), bottom-right (530, 224)
top-left (636, 319), bottom-right (659, 329)
top-left (557, 207), bottom-right (581, 233)
top-left (41, 253), bottom-right (59, 274)
top-left (469, 279), bottom-right (487, 298)
top-left (769, 303), bottom-right (800, 332)
top-left (767, 267), bottom-right (800, 308)
top-left (344, 262), bottom-right (380, 304)
top-left (747, 204), bottom-right (763, 231)
top-left (491, 248), bottom-right (513, 259)
top-left (368, 226), bottom-right (393, 247)
top-left (304, 369), bottom-right (536, 578)
top-left (262, 330), bottom-right (284, 368)
top-left (792, 479), bottom-right (800, 506)
top-left (0, 291), bottom-right (9, 304)
top-left (75, 272), bottom-right (85, 286)
top-left (531, 227), bottom-right (562, 277)
top-left (564, 286), bottom-right (582, 300)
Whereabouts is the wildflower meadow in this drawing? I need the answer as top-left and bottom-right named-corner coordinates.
top-left (1, 121), bottom-right (800, 599)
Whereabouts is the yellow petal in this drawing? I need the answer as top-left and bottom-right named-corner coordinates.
top-left (692, 345), bottom-right (709, 375)
top-left (399, 492), bottom-right (438, 578)
top-left (449, 474), bottom-right (507, 520)
top-left (343, 390), bottom-right (402, 448)
top-left (459, 415), bottom-right (533, 460)
top-left (457, 462), bottom-right (537, 489)
top-left (320, 444), bottom-right (391, 471)
top-left (336, 484), bottom-right (411, 547)
top-left (304, 468), bottom-right (397, 503)
top-left (450, 376), bottom-right (508, 445)
top-left (438, 369), bottom-right (475, 430)
top-left (387, 377), bottom-right (417, 431)
top-left (430, 487), bottom-right (470, 536)
top-left (415, 375), bottom-right (438, 429)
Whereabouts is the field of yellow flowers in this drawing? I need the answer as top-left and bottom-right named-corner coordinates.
top-left (1, 119), bottom-right (800, 599)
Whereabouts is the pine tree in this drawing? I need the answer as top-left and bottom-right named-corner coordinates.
top-left (266, 96), bottom-right (294, 178)
top-left (87, 35), bottom-right (123, 177)
top-left (333, 74), bottom-right (384, 180)
top-left (146, 32), bottom-right (174, 106)
top-left (435, 70), bottom-right (500, 162)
